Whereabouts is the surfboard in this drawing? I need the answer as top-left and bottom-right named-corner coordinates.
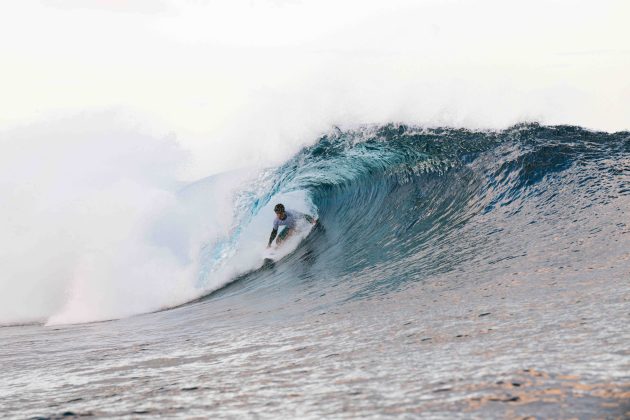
top-left (263, 247), bottom-right (278, 261)
top-left (261, 257), bottom-right (275, 269)
top-left (261, 248), bottom-right (277, 269)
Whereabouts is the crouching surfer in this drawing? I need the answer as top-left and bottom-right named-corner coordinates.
top-left (267, 203), bottom-right (316, 248)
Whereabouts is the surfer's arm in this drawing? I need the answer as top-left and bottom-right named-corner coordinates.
top-left (303, 214), bottom-right (316, 224)
top-left (268, 228), bottom-right (278, 247)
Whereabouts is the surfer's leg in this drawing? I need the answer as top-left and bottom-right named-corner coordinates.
top-left (276, 228), bottom-right (294, 245)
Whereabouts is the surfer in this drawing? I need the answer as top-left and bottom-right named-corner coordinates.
top-left (267, 203), bottom-right (316, 248)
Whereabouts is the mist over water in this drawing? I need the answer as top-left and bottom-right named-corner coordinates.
top-left (0, 113), bottom-right (191, 324)
top-left (0, 111), bottom-right (317, 326)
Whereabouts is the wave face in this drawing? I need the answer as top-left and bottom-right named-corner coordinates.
top-left (200, 123), bottom-right (629, 308)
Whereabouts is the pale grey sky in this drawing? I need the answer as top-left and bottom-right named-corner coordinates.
top-left (1, 0), bottom-right (628, 177)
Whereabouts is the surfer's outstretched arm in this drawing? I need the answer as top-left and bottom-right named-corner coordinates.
top-left (304, 214), bottom-right (316, 224)
top-left (268, 228), bottom-right (278, 247)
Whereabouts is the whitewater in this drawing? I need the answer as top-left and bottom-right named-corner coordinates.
top-left (1, 0), bottom-right (629, 418)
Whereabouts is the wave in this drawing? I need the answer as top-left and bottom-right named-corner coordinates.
top-left (199, 123), bottom-right (629, 307)
top-left (2, 121), bottom-right (627, 326)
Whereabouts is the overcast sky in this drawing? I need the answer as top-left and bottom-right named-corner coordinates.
top-left (1, 0), bottom-right (628, 177)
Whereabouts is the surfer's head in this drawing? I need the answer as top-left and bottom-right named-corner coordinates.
top-left (274, 203), bottom-right (285, 218)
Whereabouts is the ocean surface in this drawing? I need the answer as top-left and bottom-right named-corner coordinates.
top-left (2, 123), bottom-right (629, 418)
